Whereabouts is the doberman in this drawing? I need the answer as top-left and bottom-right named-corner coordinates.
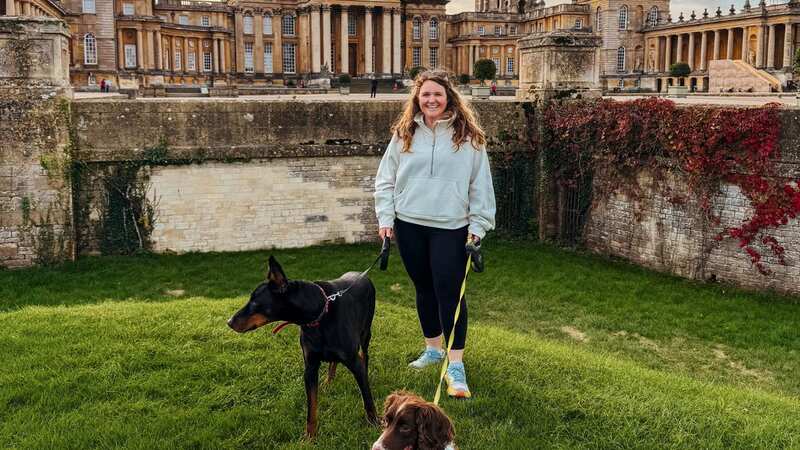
top-left (227, 256), bottom-right (379, 437)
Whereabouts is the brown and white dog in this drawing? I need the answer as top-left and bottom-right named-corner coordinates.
top-left (372, 391), bottom-right (456, 450)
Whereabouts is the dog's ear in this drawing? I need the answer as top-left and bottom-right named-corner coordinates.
top-left (416, 403), bottom-right (455, 450)
top-left (266, 256), bottom-right (288, 293)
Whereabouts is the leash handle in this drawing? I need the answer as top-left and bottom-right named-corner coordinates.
top-left (379, 236), bottom-right (390, 271)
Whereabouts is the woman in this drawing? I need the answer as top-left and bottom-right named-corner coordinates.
top-left (374, 70), bottom-right (496, 399)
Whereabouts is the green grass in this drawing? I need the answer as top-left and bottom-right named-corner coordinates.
top-left (1, 241), bottom-right (799, 449)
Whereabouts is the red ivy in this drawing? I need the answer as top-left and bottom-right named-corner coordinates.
top-left (544, 98), bottom-right (799, 275)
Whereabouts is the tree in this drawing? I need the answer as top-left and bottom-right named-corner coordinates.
top-left (473, 59), bottom-right (496, 85)
top-left (669, 62), bottom-right (691, 78)
top-left (408, 66), bottom-right (427, 80)
top-left (338, 74), bottom-right (351, 85)
top-left (458, 73), bottom-right (471, 85)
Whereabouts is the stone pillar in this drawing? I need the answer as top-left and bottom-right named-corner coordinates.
top-left (727, 28), bottom-right (735, 59)
top-left (21, 0), bottom-right (29, 16)
top-left (468, 44), bottom-right (475, 75)
top-left (220, 39), bottom-right (226, 72)
top-left (340, 6), bottom-right (349, 74)
top-left (273, 14), bottom-right (282, 74)
top-left (688, 32), bottom-right (695, 69)
top-left (664, 35), bottom-right (671, 70)
top-left (5, 0), bottom-right (15, 16)
top-left (700, 31), bottom-right (708, 70)
top-left (713, 29), bottom-right (720, 60)
top-left (234, 11), bottom-right (244, 72)
top-left (422, 16), bottom-right (430, 69)
top-left (767, 24), bottom-right (776, 69)
top-left (392, 8), bottom-right (401, 74)
top-left (254, 15), bottom-right (264, 74)
top-left (676, 33), bottom-right (683, 62)
top-left (298, 9), bottom-right (310, 73)
top-left (365, 7), bottom-right (373, 74)
top-left (322, 5), bottom-right (331, 71)
top-left (212, 38), bottom-right (219, 73)
top-left (183, 37), bottom-right (188, 71)
top-left (311, 6), bottom-right (321, 73)
top-left (155, 31), bottom-right (162, 70)
top-left (146, 30), bottom-right (154, 69)
top-left (783, 23), bottom-right (794, 70)
top-left (117, 29), bottom-right (125, 69)
top-left (756, 25), bottom-right (764, 67)
top-left (382, 8), bottom-right (391, 74)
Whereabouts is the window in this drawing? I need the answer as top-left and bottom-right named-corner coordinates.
top-left (243, 15), bottom-right (253, 34)
top-left (174, 50), bottom-right (182, 70)
top-left (263, 15), bottom-right (272, 34)
top-left (187, 52), bottom-right (196, 71)
top-left (201, 16), bottom-right (210, 27)
top-left (83, 34), bottom-right (97, 65)
top-left (412, 47), bottom-right (421, 67)
top-left (244, 42), bottom-right (254, 73)
top-left (617, 46), bottom-right (626, 72)
top-left (429, 47), bottom-right (438, 68)
top-left (596, 7), bottom-right (601, 30)
top-left (82, 0), bottom-right (95, 14)
top-left (618, 79), bottom-right (624, 88)
top-left (634, 78), bottom-right (641, 88)
top-left (510, 25), bottom-right (517, 34)
top-left (494, 25), bottom-right (501, 36)
top-left (492, 58), bottom-right (500, 72)
top-left (264, 45), bottom-right (273, 73)
top-left (124, 44), bottom-right (137, 68)
top-left (506, 57), bottom-right (514, 74)
top-left (203, 52), bottom-right (212, 71)
top-left (575, 19), bottom-right (583, 29)
top-left (478, 26), bottom-right (485, 36)
top-left (647, 6), bottom-right (658, 27)
top-left (122, 3), bottom-right (134, 15)
top-left (348, 14), bottom-right (356, 36)
top-left (179, 15), bottom-right (189, 25)
top-left (282, 43), bottom-right (296, 73)
top-left (430, 18), bottom-right (438, 40)
top-left (413, 18), bottom-right (421, 40)
top-left (618, 5), bottom-right (628, 30)
top-left (282, 15), bottom-right (295, 36)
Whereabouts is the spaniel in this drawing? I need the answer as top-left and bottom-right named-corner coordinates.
top-left (372, 391), bottom-right (456, 450)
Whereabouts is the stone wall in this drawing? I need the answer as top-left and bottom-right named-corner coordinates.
top-left (583, 110), bottom-right (800, 295)
top-left (0, 17), bottom-right (74, 268)
top-left (70, 99), bottom-right (533, 255)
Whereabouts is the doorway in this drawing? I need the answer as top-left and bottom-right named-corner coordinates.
top-left (348, 44), bottom-right (357, 75)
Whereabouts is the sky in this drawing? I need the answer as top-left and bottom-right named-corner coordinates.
top-left (445, 0), bottom-right (753, 18)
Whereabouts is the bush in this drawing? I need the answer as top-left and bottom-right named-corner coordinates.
top-left (338, 74), bottom-right (351, 85)
top-left (459, 73), bottom-right (471, 85)
top-left (474, 59), bottom-right (496, 85)
top-left (408, 66), bottom-right (427, 80)
top-left (669, 62), bottom-right (691, 78)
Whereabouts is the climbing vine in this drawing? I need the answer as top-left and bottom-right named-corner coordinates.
top-left (543, 97), bottom-right (800, 274)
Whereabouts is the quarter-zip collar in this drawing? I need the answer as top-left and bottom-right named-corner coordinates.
top-left (414, 111), bottom-right (457, 134)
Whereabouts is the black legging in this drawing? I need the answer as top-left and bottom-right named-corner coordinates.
top-left (394, 219), bottom-right (469, 350)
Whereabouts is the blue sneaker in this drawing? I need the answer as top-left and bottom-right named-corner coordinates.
top-left (408, 347), bottom-right (445, 369)
top-left (445, 362), bottom-right (471, 399)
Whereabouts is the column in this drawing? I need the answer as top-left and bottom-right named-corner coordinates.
top-left (118, 29), bottom-right (125, 69)
top-left (255, 15), bottom-right (264, 74)
top-left (655, 36), bottom-right (662, 72)
top-left (5, 0), bottom-right (14, 16)
top-left (784, 23), bottom-right (794, 69)
top-left (146, 30), bottom-right (154, 70)
top-left (234, 11), bottom-right (244, 73)
top-left (382, 8), bottom-right (391, 74)
top-left (311, 6), bottom-right (321, 73)
top-left (422, 16), bottom-right (430, 68)
top-left (340, 6), bottom-right (349, 74)
top-left (392, 8), bottom-right (401, 74)
top-left (676, 33), bottom-right (683, 62)
top-left (322, 5), bottom-right (331, 71)
top-left (756, 25), bottom-right (764, 67)
top-left (273, 14), bottom-right (283, 73)
top-left (468, 45), bottom-right (475, 75)
top-left (727, 28), bottom-right (735, 59)
top-left (664, 35), bottom-right (672, 70)
top-left (21, 0), bottom-right (29, 15)
top-left (155, 31), bottom-right (162, 70)
top-left (212, 38), bottom-right (219, 73)
top-left (183, 37), bottom-right (188, 71)
top-left (767, 24), bottom-right (776, 69)
top-left (365, 7), bottom-right (374, 74)
top-left (713, 29), bottom-right (721, 60)
top-left (700, 31), bottom-right (708, 70)
top-left (688, 32), bottom-right (695, 69)
top-left (220, 39), bottom-right (226, 72)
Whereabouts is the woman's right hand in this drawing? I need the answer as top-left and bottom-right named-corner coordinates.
top-left (379, 227), bottom-right (394, 240)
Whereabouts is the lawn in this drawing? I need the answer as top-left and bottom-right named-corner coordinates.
top-left (1, 240), bottom-right (799, 449)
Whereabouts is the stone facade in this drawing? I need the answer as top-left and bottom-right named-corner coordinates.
top-left (517, 29), bottom-right (601, 96)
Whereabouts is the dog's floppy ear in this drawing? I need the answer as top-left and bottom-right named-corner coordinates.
top-left (266, 256), bottom-right (288, 293)
top-left (416, 402), bottom-right (455, 450)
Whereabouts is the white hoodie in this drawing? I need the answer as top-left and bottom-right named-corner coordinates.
top-left (373, 113), bottom-right (496, 238)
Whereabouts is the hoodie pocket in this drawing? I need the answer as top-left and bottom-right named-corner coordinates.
top-left (394, 176), bottom-right (468, 221)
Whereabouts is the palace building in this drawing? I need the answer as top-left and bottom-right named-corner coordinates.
top-left (2, 0), bottom-right (798, 92)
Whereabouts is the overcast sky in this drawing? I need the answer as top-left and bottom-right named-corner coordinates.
top-left (445, 0), bottom-right (753, 18)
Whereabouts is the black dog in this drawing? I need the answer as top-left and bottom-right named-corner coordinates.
top-left (227, 256), bottom-right (379, 437)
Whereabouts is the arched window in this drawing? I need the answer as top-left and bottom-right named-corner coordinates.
top-left (647, 6), bottom-right (658, 27)
top-left (596, 7), bottom-right (602, 31)
top-left (618, 5), bottom-right (628, 30)
top-left (412, 17), bottom-right (421, 40)
top-left (429, 18), bottom-right (439, 40)
top-left (84, 33), bottom-right (97, 65)
top-left (617, 46), bottom-right (626, 72)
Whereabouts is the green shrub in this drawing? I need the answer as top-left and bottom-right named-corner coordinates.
top-left (338, 74), bottom-right (351, 85)
top-left (459, 73), bottom-right (471, 85)
top-left (669, 62), bottom-right (691, 78)
top-left (474, 59), bottom-right (497, 85)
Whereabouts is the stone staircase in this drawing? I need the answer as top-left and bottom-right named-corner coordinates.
top-left (708, 60), bottom-right (781, 93)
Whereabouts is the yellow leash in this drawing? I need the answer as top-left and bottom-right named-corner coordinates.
top-left (432, 253), bottom-right (472, 406)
